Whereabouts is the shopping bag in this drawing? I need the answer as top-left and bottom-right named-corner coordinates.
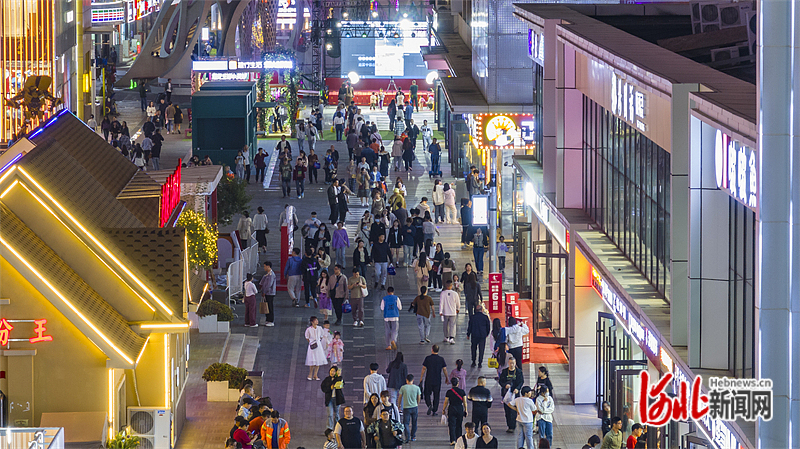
top-left (487, 357), bottom-right (499, 368)
top-left (387, 265), bottom-right (396, 276)
top-left (259, 301), bottom-right (270, 315)
top-left (330, 126), bottom-right (335, 133)
top-left (503, 389), bottom-right (516, 405)
top-left (360, 286), bottom-right (369, 297)
top-left (342, 300), bottom-right (352, 313)
top-left (440, 414), bottom-right (447, 426)
top-left (314, 162), bottom-right (321, 169)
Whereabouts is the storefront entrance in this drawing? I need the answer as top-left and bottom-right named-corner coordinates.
top-left (513, 222), bottom-right (532, 299)
top-left (596, 312), bottom-right (647, 417)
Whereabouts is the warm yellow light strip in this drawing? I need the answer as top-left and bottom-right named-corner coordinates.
top-left (17, 167), bottom-right (173, 316)
top-left (164, 334), bottom-right (171, 408)
top-left (0, 180), bottom-right (19, 199)
top-left (184, 232), bottom-right (191, 304)
top-left (136, 335), bottom-right (151, 365)
top-left (108, 368), bottom-right (115, 440)
top-left (0, 166), bottom-right (17, 186)
top-left (0, 235), bottom-right (135, 364)
top-left (140, 323), bottom-right (190, 329)
top-left (12, 181), bottom-right (156, 312)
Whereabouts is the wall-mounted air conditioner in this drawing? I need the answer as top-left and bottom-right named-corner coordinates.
top-left (127, 407), bottom-right (172, 449)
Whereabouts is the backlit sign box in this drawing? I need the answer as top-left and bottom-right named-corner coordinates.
top-left (611, 72), bottom-right (647, 133)
top-left (528, 29), bottom-right (544, 66)
top-left (714, 129), bottom-right (757, 212)
top-left (472, 195), bottom-right (489, 226)
top-left (159, 161), bottom-right (182, 227)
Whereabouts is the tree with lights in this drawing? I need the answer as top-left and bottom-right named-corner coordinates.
top-left (177, 209), bottom-right (218, 274)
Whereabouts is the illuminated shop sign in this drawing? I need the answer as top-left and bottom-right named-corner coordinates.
top-left (611, 72), bottom-right (647, 133)
top-left (192, 59), bottom-right (294, 72)
top-left (159, 161), bottom-right (181, 227)
top-left (714, 129), bottom-right (757, 211)
top-left (210, 72), bottom-right (251, 81)
top-left (471, 114), bottom-right (534, 150)
top-left (127, 0), bottom-right (156, 22)
top-left (0, 318), bottom-right (53, 345)
top-left (92, 5), bottom-right (125, 23)
top-left (528, 29), bottom-right (544, 65)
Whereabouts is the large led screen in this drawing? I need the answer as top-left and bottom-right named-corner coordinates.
top-left (341, 37), bottom-right (428, 78)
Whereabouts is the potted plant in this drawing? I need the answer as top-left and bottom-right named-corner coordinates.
top-left (202, 362), bottom-right (248, 401)
top-left (196, 300), bottom-right (233, 333)
top-left (107, 428), bottom-right (140, 449)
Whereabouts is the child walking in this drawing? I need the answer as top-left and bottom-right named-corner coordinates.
top-left (327, 331), bottom-right (344, 365)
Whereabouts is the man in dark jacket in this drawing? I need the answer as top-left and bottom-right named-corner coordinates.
top-left (466, 302), bottom-right (491, 367)
top-left (467, 376), bottom-right (493, 435)
top-left (406, 119), bottom-right (420, 148)
top-left (142, 119), bottom-right (155, 138)
top-left (327, 180), bottom-right (340, 224)
top-left (301, 248), bottom-right (320, 307)
top-left (499, 357), bottom-right (525, 433)
top-left (361, 145), bottom-right (377, 167)
top-left (371, 233), bottom-right (393, 290)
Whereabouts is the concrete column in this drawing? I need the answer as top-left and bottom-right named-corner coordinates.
top-left (569, 246), bottom-right (605, 404)
top-left (542, 19), bottom-right (558, 197)
top-left (556, 44), bottom-right (583, 209)
top-left (669, 84), bottom-right (697, 347)
top-left (757, 0), bottom-right (794, 447)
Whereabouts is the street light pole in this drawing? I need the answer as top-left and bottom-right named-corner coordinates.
top-left (489, 149), bottom-right (497, 273)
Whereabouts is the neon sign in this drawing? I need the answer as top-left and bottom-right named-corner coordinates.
top-left (159, 161), bottom-right (182, 227)
top-left (0, 318), bottom-right (53, 345)
top-left (714, 129), bottom-right (757, 211)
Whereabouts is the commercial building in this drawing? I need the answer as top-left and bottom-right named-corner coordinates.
top-left (511, 4), bottom-right (757, 449)
top-left (0, 111), bottom-right (202, 447)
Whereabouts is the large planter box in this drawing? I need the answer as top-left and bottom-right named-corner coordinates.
top-left (198, 315), bottom-right (218, 333)
top-left (248, 372), bottom-right (264, 398)
top-left (229, 388), bottom-right (241, 402)
top-left (198, 315), bottom-right (231, 333)
top-left (206, 381), bottom-right (230, 401)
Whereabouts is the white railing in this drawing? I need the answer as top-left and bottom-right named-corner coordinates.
top-left (226, 231), bottom-right (260, 303)
top-left (227, 259), bottom-right (243, 302)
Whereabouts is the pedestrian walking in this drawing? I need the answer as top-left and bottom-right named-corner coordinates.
top-left (534, 386), bottom-right (555, 446)
top-left (328, 264), bottom-right (348, 325)
top-left (443, 183), bottom-right (458, 224)
top-left (363, 363), bottom-right (388, 404)
top-left (347, 268), bottom-right (367, 327)
top-left (165, 102), bottom-right (175, 133)
top-left (468, 376), bottom-right (493, 434)
top-left (381, 287), bottom-right (401, 350)
top-left (367, 408), bottom-right (403, 449)
top-left (461, 199), bottom-right (473, 246)
top-left (283, 248), bottom-right (304, 308)
top-left (444, 378), bottom-right (468, 445)
top-left (413, 252), bottom-right (432, 293)
top-left (296, 121), bottom-right (307, 152)
top-left (332, 222), bottom-right (350, 267)
top-left (421, 344), bottom-right (449, 416)
top-left (138, 82), bottom-right (149, 111)
top-left (293, 157), bottom-right (307, 198)
top-left (260, 262), bottom-right (276, 326)
top-left (497, 236), bottom-right (508, 273)
top-left (505, 386), bottom-right (537, 449)
top-left (398, 374), bottom-right (422, 443)
top-left (505, 317), bottom-right (530, 366)
top-left (260, 410), bottom-right (291, 449)
top-left (499, 357), bottom-right (525, 433)
top-left (237, 211), bottom-right (253, 248)
top-left (317, 271), bottom-right (332, 322)
top-left (429, 242), bottom-right (445, 292)
top-left (402, 136), bottom-right (415, 171)
top-left (451, 360), bottom-right (468, 392)
top-left (335, 406), bottom-right (367, 449)
top-left (536, 366), bottom-right (555, 396)
top-left (315, 223), bottom-right (332, 256)
top-left (454, 422), bottom-right (479, 449)
top-left (305, 316), bottom-right (328, 380)
top-left (302, 248), bottom-right (320, 307)
top-left (165, 78), bottom-right (172, 103)
top-left (353, 240), bottom-right (371, 278)
top-left (327, 180), bottom-right (340, 223)
top-left (473, 228), bottom-right (487, 274)
top-left (307, 149), bottom-right (319, 184)
top-left (253, 207), bottom-right (269, 253)
top-left (476, 424), bottom-right (498, 448)
top-left (307, 119), bottom-right (317, 151)
top-left (402, 218), bottom-right (416, 267)
top-left (173, 105), bottom-right (183, 134)
top-left (440, 280), bottom-right (460, 344)
top-left (242, 273), bottom-right (259, 328)
top-left (467, 302), bottom-right (491, 367)
top-left (432, 179), bottom-right (445, 223)
top-left (411, 286), bottom-right (434, 344)
top-left (371, 233), bottom-right (393, 290)
top-left (461, 263), bottom-right (480, 319)
top-left (279, 157), bottom-right (293, 197)
top-left (386, 352), bottom-right (408, 406)
top-left (321, 366), bottom-right (346, 430)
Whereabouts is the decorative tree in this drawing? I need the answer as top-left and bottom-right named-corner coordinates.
top-left (258, 48), bottom-right (299, 136)
top-left (177, 209), bottom-right (218, 271)
top-left (216, 176), bottom-right (252, 226)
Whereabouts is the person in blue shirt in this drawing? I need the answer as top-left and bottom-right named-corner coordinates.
top-left (284, 248), bottom-right (304, 307)
top-left (381, 287), bottom-right (402, 350)
top-left (404, 101), bottom-right (413, 129)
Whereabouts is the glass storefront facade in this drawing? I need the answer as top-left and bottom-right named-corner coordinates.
top-left (581, 96), bottom-right (671, 297)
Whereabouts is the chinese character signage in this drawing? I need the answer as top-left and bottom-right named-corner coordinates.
top-left (714, 129), bottom-right (758, 212)
top-left (471, 114), bottom-right (535, 150)
top-left (488, 273), bottom-right (503, 313)
top-left (528, 29), bottom-right (544, 66)
top-left (0, 318), bottom-right (53, 345)
top-left (611, 73), bottom-right (647, 133)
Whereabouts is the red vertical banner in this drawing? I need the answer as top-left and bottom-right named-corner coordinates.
top-left (504, 292), bottom-right (520, 321)
top-left (488, 272), bottom-right (503, 313)
top-left (517, 301), bottom-right (533, 364)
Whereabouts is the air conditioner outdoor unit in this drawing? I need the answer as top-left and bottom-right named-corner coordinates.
top-left (710, 45), bottom-right (742, 62)
top-left (691, 1), bottom-right (754, 33)
top-left (746, 11), bottom-right (757, 57)
top-left (127, 407), bottom-right (172, 449)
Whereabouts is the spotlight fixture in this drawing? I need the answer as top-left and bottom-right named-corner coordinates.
top-left (362, 32), bottom-right (367, 37)
top-left (414, 22), bottom-right (418, 26)
top-left (336, 22), bottom-right (342, 27)
top-left (403, 12), bottom-right (408, 17)
top-left (393, 31), bottom-right (400, 38)
top-left (348, 71), bottom-right (360, 84)
top-left (379, 32), bottom-right (384, 37)
top-left (325, 43), bottom-right (333, 50)
top-left (372, 11), bottom-right (378, 18)
top-left (345, 32), bottom-right (351, 37)
top-left (326, 28), bottom-right (332, 34)
top-left (342, 11), bottom-right (349, 18)
top-left (411, 32), bottom-right (415, 38)
top-left (380, 21), bottom-right (384, 26)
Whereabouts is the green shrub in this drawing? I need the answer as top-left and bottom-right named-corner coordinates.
top-left (196, 300), bottom-right (234, 321)
top-left (202, 362), bottom-right (248, 388)
top-left (107, 428), bottom-right (140, 449)
top-left (217, 176), bottom-right (252, 226)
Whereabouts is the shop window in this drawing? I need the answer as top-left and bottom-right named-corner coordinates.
top-left (581, 96), bottom-right (670, 297)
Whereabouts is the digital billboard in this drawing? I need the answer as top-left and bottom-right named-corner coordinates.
top-left (341, 37), bottom-right (428, 79)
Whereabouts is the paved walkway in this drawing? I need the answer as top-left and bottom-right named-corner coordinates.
top-left (103, 98), bottom-right (605, 448)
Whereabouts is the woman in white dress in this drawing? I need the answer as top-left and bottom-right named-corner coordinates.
top-left (305, 316), bottom-right (328, 380)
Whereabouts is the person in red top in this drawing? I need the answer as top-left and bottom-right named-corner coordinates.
top-left (626, 423), bottom-right (645, 448)
top-left (233, 416), bottom-right (257, 449)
